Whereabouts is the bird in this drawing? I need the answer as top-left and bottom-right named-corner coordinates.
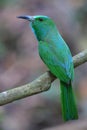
top-left (17, 15), bottom-right (78, 121)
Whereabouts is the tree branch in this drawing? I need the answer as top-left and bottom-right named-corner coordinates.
top-left (0, 49), bottom-right (87, 106)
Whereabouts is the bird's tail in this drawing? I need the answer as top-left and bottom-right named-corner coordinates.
top-left (60, 80), bottom-right (78, 121)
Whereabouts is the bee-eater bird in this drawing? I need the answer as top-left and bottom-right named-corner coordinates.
top-left (17, 15), bottom-right (78, 121)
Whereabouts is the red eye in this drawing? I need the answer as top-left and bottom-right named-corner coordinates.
top-left (39, 18), bottom-right (43, 21)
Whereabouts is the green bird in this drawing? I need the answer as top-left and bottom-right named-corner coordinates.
top-left (17, 15), bottom-right (78, 121)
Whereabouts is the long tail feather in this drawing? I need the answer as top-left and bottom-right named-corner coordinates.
top-left (60, 80), bottom-right (78, 121)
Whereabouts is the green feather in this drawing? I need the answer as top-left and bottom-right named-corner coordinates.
top-left (60, 81), bottom-right (78, 121)
top-left (18, 15), bottom-right (78, 121)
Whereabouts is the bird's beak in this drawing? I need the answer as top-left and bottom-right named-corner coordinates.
top-left (17, 15), bottom-right (34, 22)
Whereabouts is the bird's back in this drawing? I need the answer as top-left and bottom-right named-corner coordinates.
top-left (39, 33), bottom-right (74, 83)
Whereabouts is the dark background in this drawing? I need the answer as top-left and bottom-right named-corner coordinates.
top-left (0, 0), bottom-right (87, 129)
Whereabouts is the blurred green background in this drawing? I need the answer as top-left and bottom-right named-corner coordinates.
top-left (0, 0), bottom-right (87, 130)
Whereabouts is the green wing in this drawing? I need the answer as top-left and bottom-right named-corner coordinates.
top-left (38, 41), bottom-right (74, 83)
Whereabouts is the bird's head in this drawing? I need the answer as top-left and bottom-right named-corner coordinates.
top-left (17, 15), bottom-right (56, 41)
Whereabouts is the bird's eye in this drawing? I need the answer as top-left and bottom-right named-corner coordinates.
top-left (38, 18), bottom-right (43, 22)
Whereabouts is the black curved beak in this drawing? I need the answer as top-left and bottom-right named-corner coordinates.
top-left (17, 15), bottom-right (34, 22)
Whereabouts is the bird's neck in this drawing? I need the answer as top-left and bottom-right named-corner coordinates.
top-left (31, 23), bottom-right (60, 43)
top-left (43, 29), bottom-right (60, 43)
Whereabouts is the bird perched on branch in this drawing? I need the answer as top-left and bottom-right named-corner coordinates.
top-left (17, 15), bottom-right (78, 121)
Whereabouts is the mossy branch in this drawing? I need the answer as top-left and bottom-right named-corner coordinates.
top-left (0, 49), bottom-right (87, 106)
